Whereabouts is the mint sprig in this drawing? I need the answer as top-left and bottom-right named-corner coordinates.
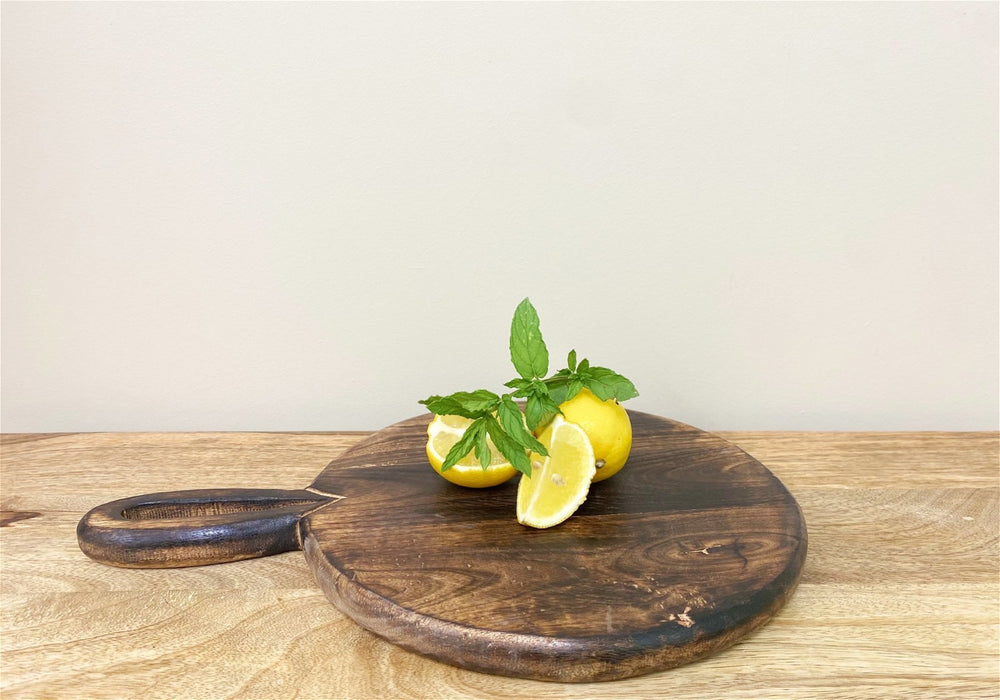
top-left (509, 297), bottom-right (548, 380)
top-left (545, 351), bottom-right (639, 406)
top-left (419, 390), bottom-right (501, 418)
top-left (419, 298), bottom-right (638, 478)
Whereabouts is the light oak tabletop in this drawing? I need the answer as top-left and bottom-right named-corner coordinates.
top-left (2, 429), bottom-right (997, 699)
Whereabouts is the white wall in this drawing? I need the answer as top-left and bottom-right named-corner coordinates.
top-left (2, 2), bottom-right (997, 432)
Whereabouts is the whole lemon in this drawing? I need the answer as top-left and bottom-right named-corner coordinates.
top-left (539, 387), bottom-right (632, 482)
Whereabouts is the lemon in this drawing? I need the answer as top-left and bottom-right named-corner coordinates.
top-left (545, 387), bottom-right (632, 482)
top-left (516, 415), bottom-right (596, 528)
top-left (425, 414), bottom-right (518, 488)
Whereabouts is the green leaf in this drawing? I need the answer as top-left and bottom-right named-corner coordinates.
top-left (419, 389), bottom-right (500, 418)
top-left (577, 357), bottom-right (590, 373)
top-left (544, 376), bottom-right (572, 406)
top-left (524, 381), bottom-right (561, 431)
top-left (475, 426), bottom-right (492, 471)
top-left (524, 392), bottom-right (546, 431)
top-left (498, 395), bottom-right (547, 456)
top-left (503, 377), bottom-right (532, 394)
top-left (440, 418), bottom-right (485, 472)
top-left (567, 349), bottom-right (577, 372)
top-left (509, 298), bottom-right (549, 380)
top-left (540, 390), bottom-right (562, 415)
top-left (484, 416), bottom-right (533, 477)
top-left (580, 366), bottom-right (639, 402)
top-left (566, 377), bottom-right (584, 402)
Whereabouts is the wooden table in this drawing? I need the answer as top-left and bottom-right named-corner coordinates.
top-left (2, 430), bottom-right (997, 698)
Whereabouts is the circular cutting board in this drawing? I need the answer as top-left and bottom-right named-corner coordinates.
top-left (78, 410), bottom-right (807, 682)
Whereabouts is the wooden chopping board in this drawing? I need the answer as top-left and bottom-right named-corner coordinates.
top-left (78, 410), bottom-right (807, 682)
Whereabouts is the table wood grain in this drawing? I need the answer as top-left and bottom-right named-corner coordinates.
top-left (2, 430), bottom-right (997, 699)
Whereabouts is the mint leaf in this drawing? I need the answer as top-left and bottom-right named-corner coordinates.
top-left (524, 380), bottom-right (561, 431)
top-left (509, 298), bottom-right (548, 380)
top-left (580, 366), bottom-right (639, 402)
top-left (440, 418), bottom-right (485, 471)
top-left (498, 395), bottom-right (547, 456)
top-left (524, 393), bottom-right (546, 431)
top-left (484, 415), bottom-right (533, 477)
top-left (475, 426), bottom-right (492, 471)
top-left (419, 389), bottom-right (500, 418)
top-left (567, 349), bottom-right (577, 372)
top-left (544, 376), bottom-right (571, 406)
top-left (543, 375), bottom-right (583, 406)
top-left (503, 377), bottom-right (532, 392)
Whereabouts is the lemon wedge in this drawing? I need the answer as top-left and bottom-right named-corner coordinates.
top-left (516, 415), bottom-right (596, 528)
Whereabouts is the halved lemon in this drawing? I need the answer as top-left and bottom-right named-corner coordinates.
top-left (425, 414), bottom-right (518, 488)
top-left (516, 415), bottom-right (596, 528)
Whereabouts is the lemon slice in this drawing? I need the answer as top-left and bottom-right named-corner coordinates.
top-left (425, 414), bottom-right (518, 488)
top-left (516, 415), bottom-right (597, 528)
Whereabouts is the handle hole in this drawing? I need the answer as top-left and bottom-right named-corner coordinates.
top-left (121, 499), bottom-right (322, 520)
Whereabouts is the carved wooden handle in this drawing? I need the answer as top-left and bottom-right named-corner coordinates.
top-left (77, 488), bottom-right (335, 568)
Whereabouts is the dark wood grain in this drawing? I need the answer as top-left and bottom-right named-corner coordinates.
top-left (77, 488), bottom-right (335, 568)
top-left (301, 410), bottom-right (807, 682)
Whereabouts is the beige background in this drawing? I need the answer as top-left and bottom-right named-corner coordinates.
top-left (2, 2), bottom-right (997, 432)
